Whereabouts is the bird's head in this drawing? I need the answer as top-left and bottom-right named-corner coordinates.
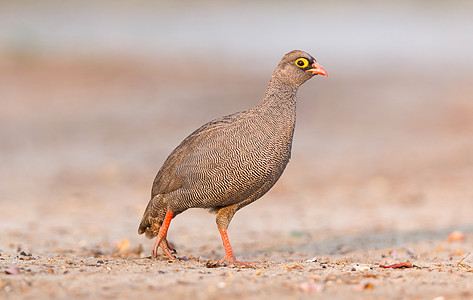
top-left (273, 50), bottom-right (328, 86)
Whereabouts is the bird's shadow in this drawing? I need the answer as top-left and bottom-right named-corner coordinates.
top-left (254, 224), bottom-right (473, 257)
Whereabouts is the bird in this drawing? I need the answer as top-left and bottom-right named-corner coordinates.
top-left (138, 50), bottom-right (327, 265)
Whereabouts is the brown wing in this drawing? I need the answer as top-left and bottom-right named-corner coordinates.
top-left (139, 113), bottom-right (241, 237)
top-left (150, 115), bottom-right (235, 197)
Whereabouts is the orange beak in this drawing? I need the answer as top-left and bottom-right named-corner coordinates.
top-left (306, 61), bottom-right (328, 77)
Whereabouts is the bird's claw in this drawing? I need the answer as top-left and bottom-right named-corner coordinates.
top-left (166, 240), bottom-right (177, 254)
top-left (153, 237), bottom-right (177, 260)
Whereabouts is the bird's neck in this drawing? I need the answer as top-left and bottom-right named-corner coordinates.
top-left (256, 77), bottom-right (299, 112)
top-left (252, 76), bottom-right (298, 146)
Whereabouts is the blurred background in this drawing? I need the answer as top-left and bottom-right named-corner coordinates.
top-left (1, 0), bottom-right (472, 256)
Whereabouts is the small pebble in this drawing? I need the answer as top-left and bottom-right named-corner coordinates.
top-left (353, 282), bottom-right (374, 291)
top-left (299, 282), bottom-right (324, 293)
top-left (305, 257), bottom-right (318, 263)
top-left (405, 247), bottom-right (416, 256)
top-left (351, 265), bottom-right (371, 272)
top-left (448, 231), bottom-right (466, 242)
top-left (5, 265), bottom-right (21, 275)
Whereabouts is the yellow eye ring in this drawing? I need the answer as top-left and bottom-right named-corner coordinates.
top-left (295, 58), bottom-right (309, 68)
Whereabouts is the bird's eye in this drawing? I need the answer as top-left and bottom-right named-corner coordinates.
top-left (295, 58), bottom-right (309, 68)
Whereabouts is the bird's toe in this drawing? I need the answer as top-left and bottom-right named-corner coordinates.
top-left (217, 255), bottom-right (257, 268)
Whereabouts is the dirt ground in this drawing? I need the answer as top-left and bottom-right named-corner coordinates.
top-left (1, 54), bottom-right (473, 300)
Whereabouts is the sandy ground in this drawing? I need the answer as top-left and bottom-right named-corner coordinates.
top-left (1, 54), bottom-right (473, 299)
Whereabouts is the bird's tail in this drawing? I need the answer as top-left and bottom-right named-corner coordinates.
top-left (138, 195), bottom-right (166, 238)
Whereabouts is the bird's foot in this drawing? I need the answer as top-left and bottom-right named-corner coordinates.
top-left (217, 255), bottom-right (257, 268)
top-left (152, 211), bottom-right (176, 260)
top-left (153, 238), bottom-right (177, 260)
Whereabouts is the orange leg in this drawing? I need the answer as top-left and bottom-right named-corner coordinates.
top-left (153, 211), bottom-right (176, 260)
top-left (217, 226), bottom-right (254, 266)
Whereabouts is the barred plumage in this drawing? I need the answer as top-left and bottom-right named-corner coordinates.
top-left (138, 50), bottom-right (327, 264)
